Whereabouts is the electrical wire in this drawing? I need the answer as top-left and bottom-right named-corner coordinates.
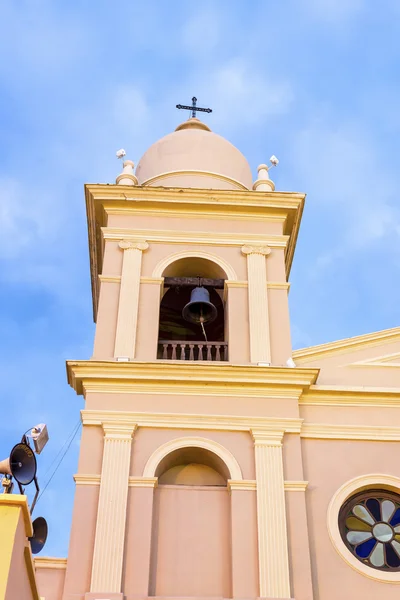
top-left (36, 420), bottom-right (82, 505)
top-left (41, 419), bottom-right (81, 481)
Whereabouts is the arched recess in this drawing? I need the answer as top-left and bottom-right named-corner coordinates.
top-left (143, 436), bottom-right (243, 481)
top-left (152, 250), bottom-right (237, 281)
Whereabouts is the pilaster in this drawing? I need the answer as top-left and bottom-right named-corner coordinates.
top-left (114, 240), bottom-right (148, 359)
top-left (90, 424), bottom-right (136, 594)
top-left (241, 245), bottom-right (271, 364)
top-left (251, 429), bottom-right (291, 599)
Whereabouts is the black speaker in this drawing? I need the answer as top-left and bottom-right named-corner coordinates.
top-left (0, 443), bottom-right (37, 485)
top-left (29, 517), bottom-right (48, 554)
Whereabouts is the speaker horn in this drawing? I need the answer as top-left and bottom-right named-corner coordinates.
top-left (0, 443), bottom-right (37, 485)
top-left (182, 287), bottom-right (218, 325)
top-left (29, 517), bottom-right (48, 554)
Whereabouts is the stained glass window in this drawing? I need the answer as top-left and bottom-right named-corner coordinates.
top-left (339, 490), bottom-right (400, 571)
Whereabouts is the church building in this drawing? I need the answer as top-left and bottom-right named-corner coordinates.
top-left (8, 109), bottom-right (400, 600)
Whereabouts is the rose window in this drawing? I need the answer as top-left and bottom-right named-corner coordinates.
top-left (339, 490), bottom-right (400, 570)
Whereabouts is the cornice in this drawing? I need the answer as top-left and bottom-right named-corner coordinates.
top-left (301, 423), bottom-right (400, 441)
top-left (67, 360), bottom-right (319, 397)
top-left (293, 327), bottom-right (400, 363)
top-left (74, 474), bottom-right (100, 485)
top-left (34, 557), bottom-right (67, 570)
top-left (300, 385), bottom-right (400, 407)
top-left (81, 409), bottom-right (303, 434)
top-left (102, 227), bottom-right (289, 249)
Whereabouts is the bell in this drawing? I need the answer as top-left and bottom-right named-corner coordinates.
top-left (182, 287), bottom-right (218, 324)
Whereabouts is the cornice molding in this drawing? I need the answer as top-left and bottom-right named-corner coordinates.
top-left (67, 360), bottom-right (319, 397)
top-left (228, 479), bottom-right (256, 491)
top-left (102, 227), bottom-right (289, 250)
top-left (34, 557), bottom-right (68, 570)
top-left (300, 385), bottom-right (400, 407)
top-left (81, 409), bottom-right (303, 434)
top-left (284, 480), bottom-right (309, 492)
top-left (293, 327), bottom-right (400, 363)
top-left (301, 423), bottom-right (400, 441)
top-left (128, 476), bottom-right (158, 488)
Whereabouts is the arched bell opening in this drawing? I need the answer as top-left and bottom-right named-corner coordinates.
top-left (157, 257), bottom-right (228, 361)
top-left (156, 447), bottom-right (229, 487)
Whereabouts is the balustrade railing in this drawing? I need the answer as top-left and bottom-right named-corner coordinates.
top-left (158, 340), bottom-right (228, 362)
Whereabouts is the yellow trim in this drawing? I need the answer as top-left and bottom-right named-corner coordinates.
top-left (300, 385), bottom-right (400, 407)
top-left (284, 480), bottom-right (308, 491)
top-left (228, 480), bottom-right (256, 491)
top-left (81, 409), bottom-right (303, 434)
top-left (293, 326), bottom-right (400, 363)
top-left (107, 206), bottom-right (286, 224)
top-left (128, 477), bottom-right (158, 488)
top-left (34, 557), bottom-right (67, 570)
top-left (140, 169), bottom-right (249, 191)
top-left (152, 249), bottom-right (237, 280)
top-left (67, 360), bottom-right (319, 397)
top-left (98, 275), bottom-right (120, 283)
top-left (102, 227), bottom-right (289, 250)
top-left (301, 423), bottom-right (400, 441)
top-left (142, 436), bottom-right (243, 480)
top-left (140, 276), bottom-right (164, 285)
top-left (24, 545), bottom-right (40, 600)
top-left (73, 474), bottom-right (101, 485)
top-left (327, 474), bottom-right (400, 583)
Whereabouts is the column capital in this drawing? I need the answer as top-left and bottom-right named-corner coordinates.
top-left (241, 244), bottom-right (271, 257)
top-left (251, 428), bottom-right (284, 446)
top-left (118, 240), bottom-right (149, 252)
top-left (103, 423), bottom-right (137, 440)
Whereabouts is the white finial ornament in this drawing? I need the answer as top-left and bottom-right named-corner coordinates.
top-left (115, 149), bottom-right (138, 186)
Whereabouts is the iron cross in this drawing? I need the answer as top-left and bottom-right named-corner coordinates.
top-left (176, 97), bottom-right (212, 118)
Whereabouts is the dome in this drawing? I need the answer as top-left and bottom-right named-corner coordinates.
top-left (135, 118), bottom-right (253, 190)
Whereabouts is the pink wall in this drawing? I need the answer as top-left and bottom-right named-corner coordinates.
top-left (36, 566), bottom-right (66, 600)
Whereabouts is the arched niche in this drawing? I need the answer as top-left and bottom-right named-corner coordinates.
top-left (147, 437), bottom-right (240, 597)
top-left (152, 250), bottom-right (237, 281)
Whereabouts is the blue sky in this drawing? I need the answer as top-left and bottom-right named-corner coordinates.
top-left (1, 0), bottom-right (399, 556)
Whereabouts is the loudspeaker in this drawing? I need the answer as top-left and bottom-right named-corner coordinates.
top-left (0, 443), bottom-right (37, 485)
top-left (182, 287), bottom-right (218, 324)
top-left (29, 517), bottom-right (48, 554)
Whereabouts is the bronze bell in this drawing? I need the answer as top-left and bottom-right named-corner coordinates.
top-left (182, 287), bottom-right (218, 324)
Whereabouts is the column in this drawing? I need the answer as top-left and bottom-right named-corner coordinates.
top-left (251, 429), bottom-right (291, 599)
top-left (241, 245), bottom-right (271, 364)
top-left (114, 240), bottom-right (149, 359)
top-left (90, 424), bottom-right (136, 594)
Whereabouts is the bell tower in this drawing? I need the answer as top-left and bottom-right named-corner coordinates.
top-left (63, 115), bottom-right (317, 600)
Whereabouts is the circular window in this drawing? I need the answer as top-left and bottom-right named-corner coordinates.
top-left (339, 490), bottom-right (400, 570)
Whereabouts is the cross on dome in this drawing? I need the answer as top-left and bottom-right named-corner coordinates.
top-left (176, 96), bottom-right (212, 118)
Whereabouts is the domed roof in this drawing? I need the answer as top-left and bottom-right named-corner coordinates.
top-left (135, 118), bottom-right (253, 190)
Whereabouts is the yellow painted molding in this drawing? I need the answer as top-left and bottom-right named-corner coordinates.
top-left (98, 275), bottom-right (121, 283)
top-left (140, 169), bottom-right (249, 190)
top-left (81, 409), bottom-right (303, 434)
top-left (73, 474), bottom-right (101, 485)
top-left (328, 474), bottom-right (400, 583)
top-left (143, 436), bottom-right (243, 480)
top-left (152, 249), bottom-right (238, 280)
top-left (67, 360), bottom-right (319, 397)
top-left (227, 480), bottom-right (308, 491)
top-left (102, 227), bottom-right (289, 250)
top-left (284, 480), bottom-right (309, 491)
top-left (0, 494), bottom-right (33, 537)
top-left (34, 557), bottom-right (68, 570)
top-left (300, 385), bottom-right (400, 407)
top-left (24, 545), bottom-right (40, 600)
top-left (267, 281), bottom-right (291, 290)
top-left (140, 276), bottom-right (164, 285)
top-left (225, 280), bottom-right (247, 288)
top-left (228, 479), bottom-right (256, 491)
top-left (293, 326), bottom-right (400, 363)
top-left (301, 423), bottom-right (400, 441)
top-left (128, 477), bottom-right (158, 488)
